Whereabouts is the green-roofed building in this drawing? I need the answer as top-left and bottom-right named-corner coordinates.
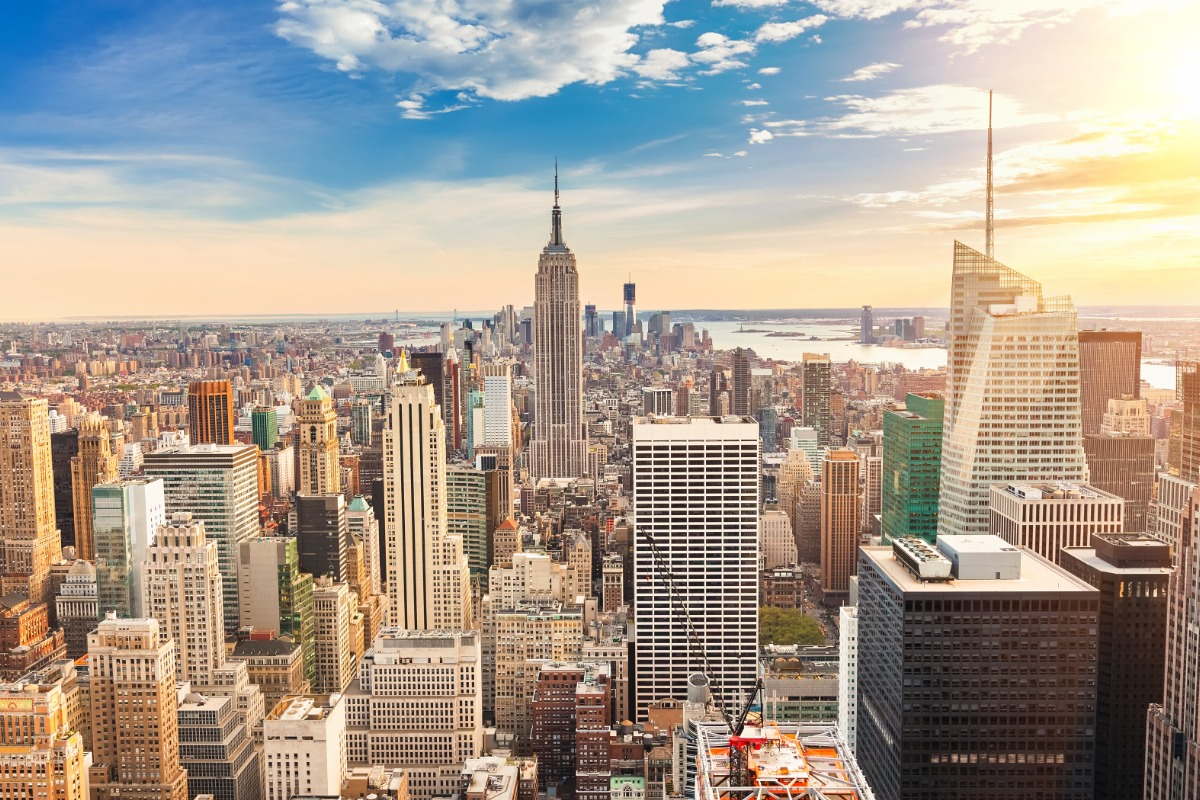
top-left (881, 393), bottom-right (944, 544)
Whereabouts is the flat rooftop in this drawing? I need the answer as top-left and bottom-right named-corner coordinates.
top-left (861, 545), bottom-right (1097, 594)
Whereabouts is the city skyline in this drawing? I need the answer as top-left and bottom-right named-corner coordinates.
top-left (2, 1), bottom-right (1198, 320)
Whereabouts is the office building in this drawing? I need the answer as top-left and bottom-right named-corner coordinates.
top-left (731, 348), bottom-right (751, 417)
top-left (1061, 534), bottom-right (1171, 800)
top-left (1145, 483), bottom-right (1200, 800)
top-left (623, 281), bottom-right (637, 339)
top-left (642, 387), bottom-right (673, 417)
top-left (777, 448), bottom-right (814, 537)
top-left (228, 638), bottom-right (311, 713)
top-left (527, 662), bottom-right (611, 795)
top-left (0, 595), bottom-right (65, 681)
top-left (295, 493), bottom-right (350, 582)
top-left (1078, 330), bottom-right (1141, 436)
top-left (1167, 360), bottom-right (1200, 482)
top-left (760, 505), bottom-right (797, 570)
top-left (345, 629), bottom-right (484, 800)
top-left (0, 676), bottom-right (88, 800)
top-left (70, 413), bottom-right (119, 561)
top-left (939, 243), bottom-right (1088, 535)
top-left (177, 691), bottom-right (262, 800)
top-left (989, 482), bottom-right (1124, 565)
top-left (1155, 472), bottom-right (1197, 551)
top-left (188, 379), bottom-right (236, 445)
top-left (51, 428), bottom-right (79, 551)
top-left (144, 443), bottom-right (260, 634)
top-left (857, 535), bottom-right (1098, 800)
top-left (264, 694), bottom-right (347, 800)
top-left (0, 394), bottom-right (63, 606)
top-left (860, 305), bottom-right (874, 344)
top-left (382, 353), bottom-right (472, 631)
top-left (881, 393), bottom-right (943, 543)
top-left (1084, 397), bottom-right (1155, 532)
top-left (92, 478), bottom-right (165, 619)
top-left (56, 560), bottom-right (98, 659)
top-left (446, 465), bottom-right (489, 590)
top-left (297, 385), bottom-right (341, 495)
top-left (820, 449), bottom-right (860, 605)
top-left (838, 605), bottom-right (859, 753)
top-left (311, 577), bottom-right (356, 694)
top-left (351, 398), bottom-right (373, 446)
top-left (88, 615), bottom-right (190, 800)
top-left (238, 537), bottom-right (316, 685)
top-left (801, 354), bottom-right (832, 447)
top-left (251, 407), bottom-right (278, 452)
top-left (632, 416), bottom-right (759, 720)
top-left (529, 182), bottom-right (590, 479)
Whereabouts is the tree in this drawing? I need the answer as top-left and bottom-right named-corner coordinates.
top-left (759, 606), bottom-right (825, 646)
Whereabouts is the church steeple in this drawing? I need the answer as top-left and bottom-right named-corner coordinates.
top-left (550, 161), bottom-right (565, 247)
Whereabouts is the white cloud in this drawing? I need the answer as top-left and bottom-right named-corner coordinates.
top-left (669, 19), bottom-right (696, 28)
top-left (691, 32), bottom-right (756, 74)
top-left (840, 62), bottom-right (901, 82)
top-left (748, 128), bottom-right (775, 144)
top-left (741, 99), bottom-right (769, 106)
top-left (746, 82), bottom-right (762, 89)
top-left (822, 85), bottom-right (1054, 136)
top-left (712, 0), bottom-right (790, 7)
top-left (635, 49), bottom-right (692, 80)
top-left (809, 34), bottom-right (823, 43)
top-left (733, 150), bottom-right (749, 156)
top-left (275, 0), bottom-right (670, 103)
top-left (758, 67), bottom-right (782, 75)
top-left (704, 152), bottom-right (724, 157)
top-left (755, 15), bottom-right (829, 43)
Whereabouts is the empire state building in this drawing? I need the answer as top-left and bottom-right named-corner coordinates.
top-left (529, 175), bottom-right (589, 479)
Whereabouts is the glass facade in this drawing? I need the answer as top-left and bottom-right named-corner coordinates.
top-left (881, 393), bottom-right (944, 543)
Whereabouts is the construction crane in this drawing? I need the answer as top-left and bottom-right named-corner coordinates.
top-left (638, 527), bottom-right (764, 737)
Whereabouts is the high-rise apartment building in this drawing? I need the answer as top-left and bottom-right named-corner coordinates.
top-left (238, 537), bottom-right (316, 685)
top-left (0, 392), bottom-right (62, 607)
top-left (1061, 534), bottom-right (1171, 800)
top-left (881, 393), bottom-right (943, 543)
top-left (1145, 483), bottom-right (1200, 800)
top-left (311, 577), bottom-right (356, 694)
top-left (529, 184), bottom-right (589, 479)
top-left (989, 482), bottom-right (1124, 565)
top-left (251, 406), bottom-right (278, 451)
top-left (264, 694), bottom-right (347, 800)
top-left (297, 385), bottom-right (341, 495)
top-left (820, 449), bottom-right (860, 604)
top-left (0, 676), bottom-right (88, 800)
top-left (382, 354), bottom-right (472, 631)
top-left (70, 413), bottom-right (119, 561)
top-left (857, 535), bottom-right (1099, 800)
top-left (88, 615), bottom-right (189, 800)
top-left (188, 379), bottom-right (235, 445)
top-left (144, 443), bottom-right (260, 634)
top-left (345, 629), bottom-right (484, 800)
top-left (631, 416), bottom-right (759, 720)
top-left (939, 243), bottom-right (1088, 535)
top-left (801, 353), bottom-right (832, 447)
top-left (1078, 330), bottom-right (1141, 436)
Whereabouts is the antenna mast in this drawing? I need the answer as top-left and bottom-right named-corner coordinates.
top-left (986, 89), bottom-right (994, 259)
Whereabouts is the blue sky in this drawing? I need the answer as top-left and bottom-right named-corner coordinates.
top-left (1, 0), bottom-right (1197, 319)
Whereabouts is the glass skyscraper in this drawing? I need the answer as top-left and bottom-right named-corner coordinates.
top-left (881, 393), bottom-right (944, 543)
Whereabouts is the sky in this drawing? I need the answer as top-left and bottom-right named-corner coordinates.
top-left (1, 0), bottom-right (1198, 320)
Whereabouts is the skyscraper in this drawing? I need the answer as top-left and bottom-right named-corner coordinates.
top-left (0, 675), bottom-right (89, 800)
top-left (238, 536), bottom-right (316, 684)
top-left (1084, 397), bottom-right (1155, 532)
top-left (529, 177), bottom-right (589, 480)
top-left (188, 379), bottom-right (235, 445)
top-left (88, 615), bottom-right (190, 800)
top-left (857, 535), bottom-right (1099, 800)
top-left (382, 353), bottom-right (472, 630)
top-left (623, 280), bottom-right (636, 339)
top-left (295, 493), bottom-right (350, 582)
top-left (1078, 330), bottom-right (1141, 435)
top-left (801, 353), bottom-right (832, 447)
top-left (70, 413), bottom-right (119, 562)
top-left (938, 243), bottom-right (1088, 535)
top-left (881, 393), bottom-right (944, 543)
top-left (860, 305), bottom-right (873, 344)
top-left (989, 482), bottom-right (1124, 565)
top-left (297, 385), bottom-right (340, 495)
top-left (1168, 359), bottom-right (1200, 482)
top-left (819, 449), bottom-right (860, 605)
top-left (311, 577), bottom-right (356, 694)
top-left (1145, 483), bottom-right (1200, 799)
top-left (264, 694), bottom-right (347, 800)
top-left (92, 478), bottom-right (166, 618)
top-left (631, 416), bottom-right (759, 720)
top-left (731, 347), bottom-right (751, 416)
top-left (51, 429), bottom-right (78, 550)
top-left (351, 398), bottom-right (373, 446)
top-left (0, 392), bottom-right (62, 607)
top-left (252, 406), bottom-right (279, 451)
top-left (143, 443), bottom-right (260, 634)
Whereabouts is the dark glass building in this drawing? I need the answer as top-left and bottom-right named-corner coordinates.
top-left (1078, 330), bottom-right (1141, 435)
top-left (294, 493), bottom-right (349, 582)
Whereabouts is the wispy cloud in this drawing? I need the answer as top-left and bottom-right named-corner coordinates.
top-left (840, 62), bottom-right (901, 82)
top-left (822, 85), bottom-right (1053, 137)
top-left (755, 16), bottom-right (829, 43)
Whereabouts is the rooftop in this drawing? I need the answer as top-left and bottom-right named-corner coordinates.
top-left (861, 543), bottom-right (1097, 594)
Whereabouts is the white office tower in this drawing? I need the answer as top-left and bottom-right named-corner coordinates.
top-left (264, 694), bottom-right (347, 800)
top-left (481, 364), bottom-right (515, 448)
top-left (529, 180), bottom-right (590, 479)
top-left (989, 482), bottom-right (1124, 565)
top-left (632, 416), bottom-right (760, 720)
top-left (938, 243), bottom-right (1088, 535)
top-left (382, 352), bottom-right (472, 631)
top-left (345, 629), bottom-right (483, 800)
top-left (142, 511), bottom-right (224, 685)
top-left (788, 427), bottom-right (823, 474)
top-left (144, 512), bottom-right (266, 735)
top-left (838, 605), bottom-right (859, 754)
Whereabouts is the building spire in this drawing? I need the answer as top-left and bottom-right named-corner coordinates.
top-left (985, 88), bottom-right (994, 259)
top-left (550, 161), bottom-right (564, 246)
